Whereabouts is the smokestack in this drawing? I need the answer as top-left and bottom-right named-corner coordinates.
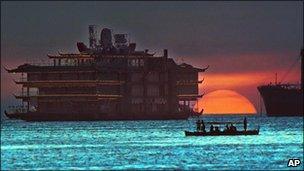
top-left (129, 43), bottom-right (136, 52)
top-left (164, 49), bottom-right (168, 58)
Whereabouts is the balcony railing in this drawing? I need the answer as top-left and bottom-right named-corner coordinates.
top-left (14, 79), bottom-right (125, 88)
top-left (15, 77), bottom-right (27, 82)
top-left (15, 91), bottom-right (38, 97)
top-left (26, 59), bottom-right (94, 67)
top-left (6, 106), bottom-right (28, 114)
top-left (26, 59), bottom-right (54, 66)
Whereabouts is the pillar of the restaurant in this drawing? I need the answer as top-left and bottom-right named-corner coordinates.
top-left (22, 86), bottom-right (25, 109)
top-left (27, 87), bottom-right (30, 112)
top-left (21, 72), bottom-right (25, 111)
top-left (143, 71), bottom-right (147, 115)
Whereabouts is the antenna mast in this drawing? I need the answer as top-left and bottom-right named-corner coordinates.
top-left (88, 25), bottom-right (97, 49)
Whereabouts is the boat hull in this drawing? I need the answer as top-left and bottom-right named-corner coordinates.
top-left (4, 111), bottom-right (189, 121)
top-left (184, 130), bottom-right (259, 136)
top-left (257, 86), bottom-right (303, 116)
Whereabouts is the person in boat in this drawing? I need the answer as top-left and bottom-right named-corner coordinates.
top-left (210, 125), bottom-right (214, 132)
top-left (201, 120), bottom-right (206, 132)
top-left (196, 120), bottom-right (201, 131)
top-left (244, 117), bottom-right (247, 131)
top-left (230, 124), bottom-right (237, 132)
top-left (215, 126), bottom-right (220, 133)
top-left (225, 124), bottom-right (229, 131)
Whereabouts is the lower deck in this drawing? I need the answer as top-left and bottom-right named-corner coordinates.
top-left (4, 111), bottom-right (189, 121)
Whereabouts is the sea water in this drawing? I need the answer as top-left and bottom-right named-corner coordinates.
top-left (1, 115), bottom-right (303, 170)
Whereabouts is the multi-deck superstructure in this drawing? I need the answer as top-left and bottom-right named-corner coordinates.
top-left (5, 26), bottom-right (208, 121)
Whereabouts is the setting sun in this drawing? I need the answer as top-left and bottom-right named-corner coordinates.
top-left (195, 90), bottom-right (257, 114)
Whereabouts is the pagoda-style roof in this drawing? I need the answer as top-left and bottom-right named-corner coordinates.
top-left (177, 94), bottom-right (204, 100)
top-left (5, 64), bottom-right (95, 73)
top-left (48, 53), bottom-right (93, 59)
top-left (47, 51), bottom-right (154, 59)
top-left (14, 93), bottom-right (123, 100)
top-left (177, 63), bottom-right (209, 72)
top-left (15, 80), bottom-right (125, 87)
top-left (176, 79), bottom-right (204, 85)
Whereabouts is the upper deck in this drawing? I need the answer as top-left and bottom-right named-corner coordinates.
top-left (6, 51), bottom-right (205, 74)
top-left (6, 26), bottom-right (205, 74)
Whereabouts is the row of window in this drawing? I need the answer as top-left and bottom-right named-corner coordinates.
top-left (131, 85), bottom-right (160, 97)
top-left (131, 104), bottom-right (166, 113)
top-left (128, 59), bottom-right (144, 67)
top-left (53, 59), bottom-right (93, 66)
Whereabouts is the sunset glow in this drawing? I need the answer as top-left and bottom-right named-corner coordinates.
top-left (199, 71), bottom-right (300, 90)
top-left (195, 90), bottom-right (257, 114)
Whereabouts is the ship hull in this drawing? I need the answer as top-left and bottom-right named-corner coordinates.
top-left (257, 86), bottom-right (303, 116)
top-left (4, 111), bottom-right (189, 121)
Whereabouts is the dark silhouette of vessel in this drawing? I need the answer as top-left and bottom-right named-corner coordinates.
top-left (4, 25), bottom-right (208, 121)
top-left (257, 48), bottom-right (303, 116)
top-left (184, 130), bottom-right (259, 136)
top-left (185, 118), bottom-right (260, 136)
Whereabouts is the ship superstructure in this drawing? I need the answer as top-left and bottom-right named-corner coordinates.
top-left (5, 26), bottom-right (207, 121)
top-left (257, 48), bottom-right (303, 116)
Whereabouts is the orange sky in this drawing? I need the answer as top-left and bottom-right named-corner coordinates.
top-left (200, 71), bottom-right (300, 91)
top-left (196, 69), bottom-right (300, 113)
top-left (188, 51), bottom-right (301, 111)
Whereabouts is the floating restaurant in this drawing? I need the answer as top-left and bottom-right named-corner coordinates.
top-left (5, 26), bottom-right (208, 121)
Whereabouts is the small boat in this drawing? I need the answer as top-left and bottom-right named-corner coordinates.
top-left (185, 118), bottom-right (260, 136)
top-left (185, 129), bottom-right (259, 136)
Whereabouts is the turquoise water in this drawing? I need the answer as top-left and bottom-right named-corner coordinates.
top-left (1, 116), bottom-right (303, 170)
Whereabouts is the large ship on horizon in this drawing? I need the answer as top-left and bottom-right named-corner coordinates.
top-left (4, 25), bottom-right (207, 121)
top-left (257, 48), bottom-right (303, 117)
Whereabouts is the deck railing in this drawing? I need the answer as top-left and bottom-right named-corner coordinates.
top-left (6, 106), bottom-right (28, 114)
top-left (27, 59), bottom-right (94, 67)
top-left (16, 77), bottom-right (27, 82)
top-left (6, 105), bottom-right (37, 113)
top-left (16, 91), bottom-right (38, 97)
top-left (26, 59), bottom-right (54, 66)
